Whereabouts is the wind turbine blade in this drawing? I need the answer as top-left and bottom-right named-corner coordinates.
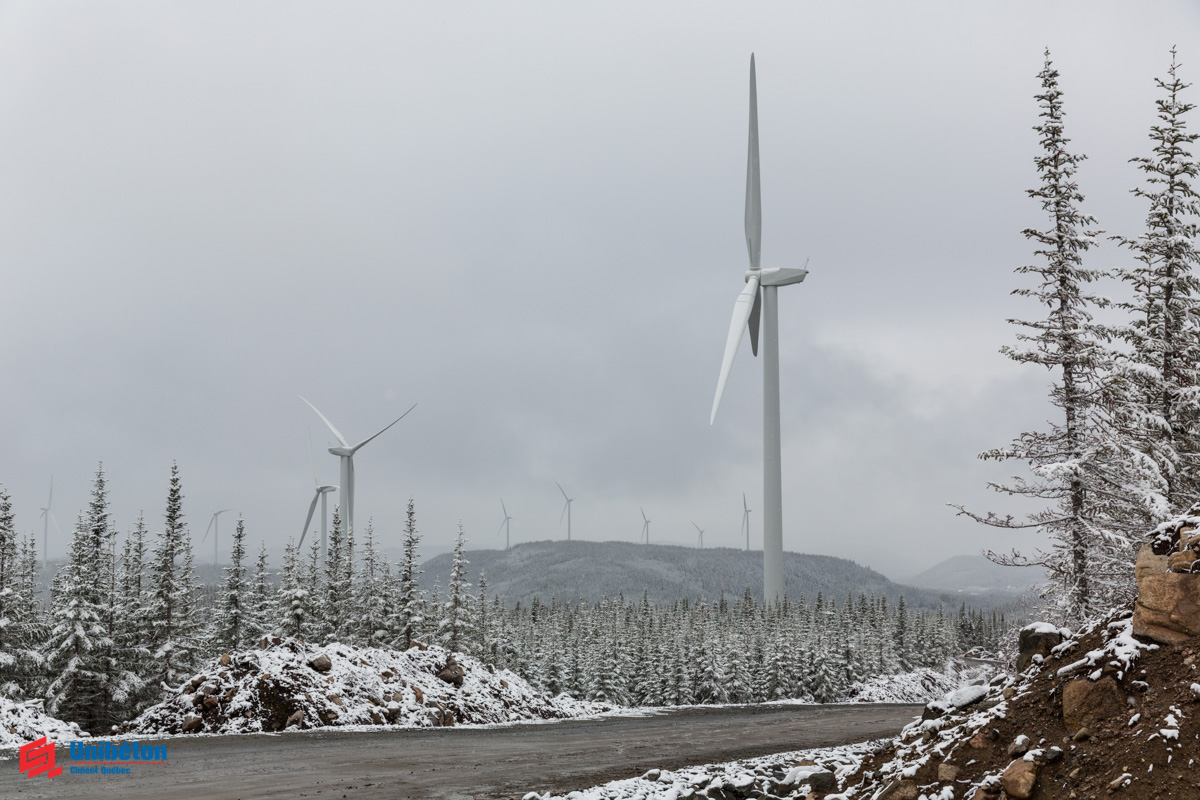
top-left (309, 428), bottom-right (320, 486)
top-left (555, 481), bottom-right (569, 502)
top-left (560, 501), bottom-right (569, 523)
top-left (692, 521), bottom-right (702, 534)
top-left (299, 395), bottom-right (350, 447)
top-left (745, 53), bottom-right (761, 271)
top-left (743, 492), bottom-right (748, 511)
top-left (748, 285), bottom-right (761, 357)
top-left (300, 491), bottom-right (320, 548)
top-left (202, 514), bottom-right (215, 544)
top-left (350, 403), bottom-right (417, 452)
top-left (641, 507), bottom-right (647, 523)
top-left (47, 476), bottom-right (54, 506)
top-left (501, 498), bottom-right (508, 518)
top-left (710, 274), bottom-right (761, 424)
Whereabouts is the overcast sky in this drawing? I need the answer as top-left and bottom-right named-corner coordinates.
top-left (3, 2), bottom-right (1199, 580)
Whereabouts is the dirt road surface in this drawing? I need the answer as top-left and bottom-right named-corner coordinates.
top-left (0, 703), bottom-right (921, 800)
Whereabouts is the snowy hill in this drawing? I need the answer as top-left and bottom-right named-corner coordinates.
top-left (420, 540), bottom-right (980, 609)
top-left (904, 554), bottom-right (1041, 596)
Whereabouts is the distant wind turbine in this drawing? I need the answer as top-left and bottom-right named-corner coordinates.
top-left (741, 492), bottom-right (752, 551)
top-left (300, 395), bottom-right (416, 536)
top-left (640, 507), bottom-right (650, 544)
top-left (300, 428), bottom-right (338, 556)
top-left (555, 482), bottom-right (573, 541)
top-left (709, 55), bottom-right (808, 605)
top-left (497, 498), bottom-right (512, 550)
top-left (692, 521), bottom-right (704, 548)
top-left (201, 509), bottom-right (231, 565)
top-left (38, 476), bottom-right (62, 569)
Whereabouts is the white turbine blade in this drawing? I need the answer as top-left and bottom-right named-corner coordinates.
top-left (350, 402), bottom-right (417, 453)
top-left (641, 507), bottom-right (647, 523)
top-left (692, 521), bottom-right (702, 534)
top-left (299, 395), bottom-right (350, 447)
top-left (309, 428), bottom-right (320, 486)
top-left (555, 481), bottom-right (570, 502)
top-left (47, 476), bottom-right (54, 507)
top-left (748, 285), bottom-right (761, 357)
top-left (497, 517), bottom-right (507, 537)
top-left (201, 514), bottom-right (216, 544)
top-left (710, 274), bottom-right (761, 424)
top-left (743, 492), bottom-right (748, 511)
top-left (501, 498), bottom-right (508, 518)
top-left (745, 53), bottom-right (761, 271)
top-left (300, 491), bottom-right (320, 548)
top-left (560, 500), bottom-right (569, 523)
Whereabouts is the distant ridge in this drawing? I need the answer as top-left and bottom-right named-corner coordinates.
top-left (905, 554), bottom-right (1042, 596)
top-left (419, 540), bottom-right (1008, 609)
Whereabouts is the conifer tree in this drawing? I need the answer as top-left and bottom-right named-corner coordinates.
top-left (356, 520), bottom-right (388, 647)
top-left (212, 516), bottom-right (249, 652)
top-left (275, 541), bottom-right (310, 639)
top-left (45, 512), bottom-right (106, 728)
top-left (439, 522), bottom-right (473, 653)
top-left (319, 507), bottom-right (353, 644)
top-left (146, 462), bottom-right (200, 695)
top-left (393, 496), bottom-right (424, 649)
top-left (247, 542), bottom-right (273, 641)
top-left (0, 488), bottom-right (42, 699)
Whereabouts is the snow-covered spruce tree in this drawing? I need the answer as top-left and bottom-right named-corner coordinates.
top-left (275, 541), bottom-right (310, 639)
top-left (247, 541), bottom-right (273, 641)
top-left (0, 487), bottom-right (42, 698)
top-left (146, 462), bottom-right (203, 696)
top-left (356, 520), bottom-right (388, 647)
top-left (318, 506), bottom-right (353, 644)
top-left (953, 51), bottom-right (1151, 623)
top-left (211, 516), bottom-right (249, 652)
top-left (114, 514), bottom-right (152, 714)
top-left (438, 522), bottom-right (474, 653)
top-left (1111, 47), bottom-right (1200, 512)
top-left (45, 512), bottom-right (106, 727)
top-left (392, 496), bottom-right (424, 649)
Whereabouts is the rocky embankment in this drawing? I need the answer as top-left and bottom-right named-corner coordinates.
top-left (123, 637), bottom-right (612, 735)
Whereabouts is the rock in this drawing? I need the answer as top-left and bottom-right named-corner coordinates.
top-left (938, 763), bottom-right (960, 782)
top-left (1072, 727), bottom-right (1092, 742)
top-left (641, 769), bottom-right (661, 781)
top-left (201, 683), bottom-right (219, 696)
top-left (181, 714), bottom-right (203, 733)
top-left (808, 771), bottom-right (835, 793)
top-left (1045, 746), bottom-right (1063, 764)
top-left (409, 640), bottom-right (428, 651)
top-left (202, 697), bottom-right (219, 710)
top-left (1062, 677), bottom-right (1124, 736)
top-left (1108, 773), bottom-right (1131, 792)
top-left (308, 654), bottom-right (333, 673)
top-left (1018, 624), bottom-right (1063, 671)
top-left (1008, 734), bottom-right (1031, 757)
top-left (219, 653), bottom-right (231, 666)
top-left (1136, 543), bottom-right (1170, 581)
top-left (879, 780), bottom-right (918, 799)
top-left (285, 710), bottom-right (303, 729)
top-left (327, 694), bottom-right (344, 707)
top-left (921, 702), bottom-right (947, 721)
top-left (1169, 550), bottom-right (1200, 572)
top-left (1003, 687), bottom-right (1016, 700)
top-left (969, 732), bottom-right (990, 749)
top-left (437, 661), bottom-right (466, 688)
top-left (413, 686), bottom-right (424, 704)
top-left (1133, 572), bottom-right (1200, 644)
top-left (500, 679), bottom-right (509, 689)
top-left (1001, 759), bottom-right (1039, 799)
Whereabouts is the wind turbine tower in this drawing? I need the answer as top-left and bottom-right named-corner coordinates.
top-left (38, 477), bottom-right (61, 570)
top-left (640, 508), bottom-right (650, 544)
top-left (202, 509), bottom-right (230, 565)
top-left (300, 431), bottom-right (338, 556)
top-left (555, 482), bottom-right (573, 541)
top-left (741, 493), bottom-right (752, 551)
top-left (710, 55), bottom-right (808, 605)
top-left (300, 396), bottom-right (416, 536)
top-left (498, 499), bottom-right (512, 550)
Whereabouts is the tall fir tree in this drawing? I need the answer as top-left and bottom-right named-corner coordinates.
top-left (438, 522), bottom-right (473, 653)
top-left (211, 516), bottom-right (249, 652)
top-left (393, 496), bottom-right (424, 649)
top-left (146, 462), bottom-right (201, 695)
top-left (0, 487), bottom-right (42, 698)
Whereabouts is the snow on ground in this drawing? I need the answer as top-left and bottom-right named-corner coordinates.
top-left (523, 740), bottom-right (880, 800)
top-left (124, 638), bottom-right (612, 735)
top-left (0, 696), bottom-right (85, 748)
top-left (843, 660), bottom-right (996, 704)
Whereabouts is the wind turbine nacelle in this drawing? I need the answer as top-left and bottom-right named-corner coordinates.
top-left (328, 446), bottom-right (354, 457)
top-left (318, 485), bottom-right (338, 493)
top-left (753, 267), bottom-right (808, 287)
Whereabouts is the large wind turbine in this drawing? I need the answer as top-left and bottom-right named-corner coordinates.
top-left (741, 492), bottom-right (752, 551)
top-left (38, 477), bottom-right (62, 569)
top-left (201, 509), bottom-right (230, 565)
top-left (555, 482), bottom-right (573, 541)
top-left (300, 396), bottom-right (416, 535)
top-left (497, 499), bottom-right (512, 550)
top-left (692, 521), bottom-right (704, 548)
top-left (640, 508), bottom-right (651, 544)
top-left (710, 55), bottom-right (808, 605)
top-left (300, 430), bottom-right (338, 555)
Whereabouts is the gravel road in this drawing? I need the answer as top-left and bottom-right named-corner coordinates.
top-left (0, 703), bottom-right (920, 800)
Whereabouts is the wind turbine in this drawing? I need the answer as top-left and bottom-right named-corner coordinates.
top-left (300, 395), bottom-right (416, 536)
top-left (300, 429), bottom-right (338, 556)
top-left (692, 521), bottom-right (704, 548)
top-left (38, 476), bottom-right (62, 569)
top-left (497, 498), bottom-right (512, 550)
top-left (555, 482), bottom-right (573, 541)
top-left (640, 508), bottom-right (650, 544)
top-left (201, 509), bottom-right (230, 565)
top-left (710, 54), bottom-right (808, 605)
top-left (741, 492), bottom-right (752, 551)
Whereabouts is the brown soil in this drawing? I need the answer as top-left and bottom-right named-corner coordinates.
top-left (839, 608), bottom-right (1200, 800)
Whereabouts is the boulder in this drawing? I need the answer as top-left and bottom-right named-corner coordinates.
top-left (219, 653), bottom-right (231, 666)
top-left (437, 659), bottom-right (466, 688)
top-left (1007, 734), bottom-right (1030, 757)
top-left (937, 763), bottom-right (960, 782)
top-left (308, 654), bottom-right (333, 673)
top-left (1017, 624), bottom-right (1063, 671)
top-left (1062, 677), bottom-right (1124, 736)
top-left (285, 710), bottom-right (304, 729)
top-left (1168, 550), bottom-right (1199, 572)
top-left (1132, 572), bottom-right (1200, 645)
top-left (1135, 543), bottom-right (1170, 582)
top-left (1000, 759), bottom-right (1039, 800)
top-left (413, 686), bottom-right (424, 704)
top-left (879, 780), bottom-right (918, 799)
top-left (181, 714), bottom-right (203, 733)
top-left (808, 771), bottom-right (835, 793)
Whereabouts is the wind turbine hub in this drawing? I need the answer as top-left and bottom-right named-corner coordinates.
top-left (328, 446), bottom-right (354, 457)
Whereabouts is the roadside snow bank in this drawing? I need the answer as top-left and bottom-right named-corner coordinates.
top-left (523, 741), bottom-right (878, 800)
top-left (0, 696), bottom-right (86, 749)
top-left (844, 660), bottom-right (996, 704)
top-left (124, 638), bottom-right (612, 735)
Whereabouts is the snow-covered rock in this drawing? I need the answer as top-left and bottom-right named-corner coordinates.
top-left (124, 638), bottom-right (613, 735)
top-left (844, 661), bottom-right (995, 704)
top-left (0, 696), bottom-right (86, 749)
